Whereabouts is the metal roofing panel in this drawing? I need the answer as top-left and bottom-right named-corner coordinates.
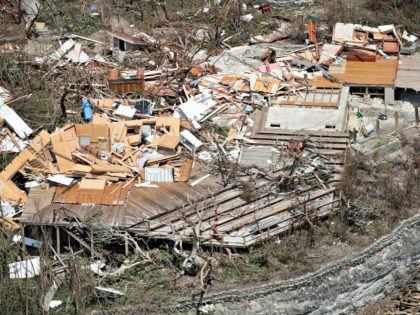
top-left (0, 93), bottom-right (33, 139)
top-left (395, 56), bottom-right (420, 91)
top-left (144, 167), bottom-right (174, 183)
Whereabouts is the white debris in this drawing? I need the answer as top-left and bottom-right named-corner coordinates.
top-left (35, 39), bottom-right (75, 64)
top-left (114, 105), bottom-right (136, 118)
top-left (0, 88), bottom-right (33, 139)
top-left (1, 200), bottom-right (16, 217)
top-left (0, 134), bottom-right (28, 153)
top-left (47, 174), bottom-right (75, 187)
top-left (197, 151), bottom-right (213, 163)
top-left (180, 130), bottom-right (203, 151)
top-left (25, 181), bottom-right (41, 189)
top-left (241, 14), bottom-right (253, 22)
top-left (95, 286), bottom-right (125, 297)
top-left (402, 30), bottom-right (418, 43)
top-left (89, 261), bottom-right (105, 275)
top-left (9, 257), bottom-right (41, 279)
top-left (190, 174), bottom-right (211, 186)
top-left (49, 300), bottom-right (63, 309)
top-left (135, 181), bottom-right (159, 188)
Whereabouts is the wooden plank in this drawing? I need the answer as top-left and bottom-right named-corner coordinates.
top-left (330, 59), bottom-right (398, 86)
top-left (244, 199), bottom-right (340, 246)
top-left (90, 164), bottom-right (131, 174)
top-left (154, 134), bottom-right (180, 150)
top-left (51, 126), bottom-right (79, 172)
top-left (178, 159), bottom-right (192, 182)
top-left (79, 179), bottom-right (106, 191)
top-left (217, 189), bottom-right (335, 235)
top-left (71, 43), bottom-right (82, 63)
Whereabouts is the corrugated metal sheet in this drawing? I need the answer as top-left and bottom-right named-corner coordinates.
top-left (395, 56), bottom-right (420, 92)
top-left (144, 167), bottom-right (174, 182)
top-left (0, 90), bottom-right (33, 139)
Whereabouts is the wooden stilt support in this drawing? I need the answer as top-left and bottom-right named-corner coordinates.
top-left (415, 105), bottom-right (419, 127)
top-left (56, 226), bottom-right (60, 255)
top-left (125, 235), bottom-right (129, 257)
top-left (376, 119), bottom-right (380, 139)
top-left (21, 225), bottom-right (27, 254)
top-left (64, 228), bottom-right (104, 260)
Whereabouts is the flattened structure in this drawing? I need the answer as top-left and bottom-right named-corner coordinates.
top-left (21, 182), bottom-right (216, 227)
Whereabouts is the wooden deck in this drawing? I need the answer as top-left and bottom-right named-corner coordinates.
top-left (21, 182), bottom-right (216, 227)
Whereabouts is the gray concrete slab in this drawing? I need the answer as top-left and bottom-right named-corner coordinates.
top-left (265, 87), bottom-right (349, 131)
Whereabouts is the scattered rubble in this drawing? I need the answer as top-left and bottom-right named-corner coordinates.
top-left (0, 1), bottom-right (419, 312)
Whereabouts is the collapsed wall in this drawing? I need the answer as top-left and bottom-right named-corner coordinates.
top-left (169, 213), bottom-right (420, 314)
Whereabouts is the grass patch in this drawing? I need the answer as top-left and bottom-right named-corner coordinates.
top-left (373, 139), bottom-right (390, 149)
top-left (202, 123), bottom-right (229, 138)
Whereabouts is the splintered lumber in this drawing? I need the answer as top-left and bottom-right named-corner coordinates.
top-left (79, 179), bottom-right (106, 192)
top-left (146, 154), bottom-right (180, 165)
top-left (177, 159), bottom-right (193, 182)
top-left (155, 117), bottom-right (180, 135)
top-left (154, 134), bottom-right (179, 150)
top-left (64, 228), bottom-right (104, 260)
top-left (0, 215), bottom-right (20, 230)
top-left (90, 164), bottom-right (131, 174)
top-left (0, 175), bottom-right (27, 204)
top-left (71, 43), bottom-right (82, 63)
top-left (1, 130), bottom-right (52, 180)
top-left (51, 125), bottom-right (79, 171)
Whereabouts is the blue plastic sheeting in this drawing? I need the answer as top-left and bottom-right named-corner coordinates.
top-left (82, 98), bottom-right (93, 122)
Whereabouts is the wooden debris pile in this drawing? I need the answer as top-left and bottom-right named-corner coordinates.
top-left (0, 93), bottom-right (197, 226)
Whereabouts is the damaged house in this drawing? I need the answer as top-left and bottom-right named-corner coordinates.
top-left (0, 18), bottom-right (418, 252)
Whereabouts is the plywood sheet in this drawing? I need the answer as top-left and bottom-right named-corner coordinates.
top-left (330, 59), bottom-right (398, 86)
top-left (154, 134), bottom-right (179, 150)
top-left (90, 98), bottom-right (114, 109)
top-left (79, 178), bottom-right (106, 191)
top-left (219, 75), bottom-right (281, 94)
top-left (156, 117), bottom-right (180, 136)
top-left (0, 175), bottom-right (27, 204)
top-left (51, 125), bottom-right (79, 171)
top-left (110, 122), bottom-right (128, 145)
top-left (75, 124), bottom-right (110, 151)
top-left (308, 76), bottom-right (342, 89)
top-left (92, 113), bottom-right (111, 125)
top-left (178, 159), bottom-right (192, 182)
top-left (54, 182), bottom-right (129, 205)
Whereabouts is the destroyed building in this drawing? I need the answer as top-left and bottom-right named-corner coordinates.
top-left (0, 14), bottom-right (419, 253)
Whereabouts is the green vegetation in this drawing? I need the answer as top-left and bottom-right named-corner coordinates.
top-left (319, 0), bottom-right (420, 33)
top-left (203, 122), bottom-right (230, 138)
top-left (373, 139), bottom-right (390, 149)
top-left (39, 2), bottom-right (104, 36)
